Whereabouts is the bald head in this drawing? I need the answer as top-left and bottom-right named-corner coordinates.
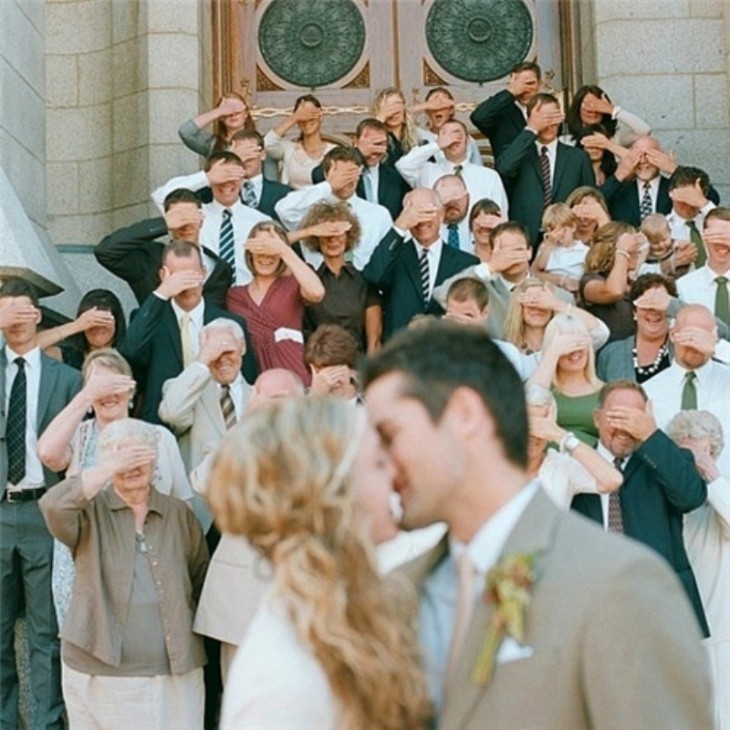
top-left (675, 304), bottom-right (715, 333)
top-left (671, 304), bottom-right (717, 370)
top-left (249, 368), bottom-right (305, 409)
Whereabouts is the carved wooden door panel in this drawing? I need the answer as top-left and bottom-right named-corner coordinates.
top-left (221, 0), bottom-right (573, 143)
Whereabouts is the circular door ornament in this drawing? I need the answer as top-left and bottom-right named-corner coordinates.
top-left (258, 0), bottom-right (366, 88)
top-left (425, 0), bottom-right (533, 83)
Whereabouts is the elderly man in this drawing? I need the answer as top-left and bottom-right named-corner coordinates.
top-left (363, 187), bottom-right (478, 339)
top-left (395, 120), bottom-right (508, 217)
top-left (644, 303), bottom-right (730, 475)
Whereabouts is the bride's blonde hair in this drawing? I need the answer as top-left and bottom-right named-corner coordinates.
top-left (208, 397), bottom-right (431, 729)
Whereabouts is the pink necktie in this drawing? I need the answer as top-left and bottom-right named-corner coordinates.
top-left (445, 551), bottom-right (477, 685)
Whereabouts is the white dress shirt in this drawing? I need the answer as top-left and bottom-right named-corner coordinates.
top-left (274, 181), bottom-right (393, 270)
top-left (412, 239), bottom-right (443, 299)
top-left (644, 359), bottom-right (730, 475)
top-left (667, 202), bottom-right (716, 242)
top-left (440, 219), bottom-right (472, 253)
top-left (171, 298), bottom-right (205, 362)
top-left (595, 442), bottom-right (628, 529)
top-left (219, 373), bottom-right (248, 422)
top-left (395, 142), bottom-right (509, 217)
top-left (4, 345), bottom-right (43, 489)
top-left (636, 177), bottom-right (661, 214)
top-left (677, 264), bottom-right (730, 316)
top-left (419, 481), bottom-right (539, 710)
top-left (544, 241), bottom-right (589, 279)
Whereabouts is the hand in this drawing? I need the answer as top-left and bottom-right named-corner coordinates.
top-left (605, 404), bottom-right (657, 442)
top-left (206, 159), bottom-right (245, 187)
top-left (231, 139), bottom-right (264, 164)
top-left (548, 331), bottom-right (593, 358)
top-left (164, 205), bottom-right (204, 236)
top-left (519, 286), bottom-right (560, 312)
top-left (305, 220), bottom-right (352, 239)
top-left (378, 95), bottom-right (405, 124)
top-left (570, 197), bottom-right (609, 226)
top-left (98, 442), bottom-right (157, 479)
top-left (614, 147), bottom-right (640, 182)
top-left (437, 125), bottom-right (463, 151)
top-left (645, 147), bottom-right (677, 175)
top-left (582, 93), bottom-right (614, 116)
top-left (74, 307), bottom-right (115, 333)
top-left (156, 267), bottom-right (204, 299)
top-left (0, 298), bottom-right (39, 330)
top-left (197, 329), bottom-right (236, 366)
top-left (672, 326), bottom-right (718, 356)
top-left (309, 365), bottom-right (352, 396)
top-left (529, 413), bottom-right (565, 443)
top-left (356, 137), bottom-right (388, 162)
top-left (616, 232), bottom-right (640, 255)
top-left (685, 445), bottom-right (720, 482)
top-left (672, 240), bottom-right (698, 268)
top-left (579, 132), bottom-right (610, 150)
top-left (245, 234), bottom-right (287, 258)
top-left (507, 70), bottom-right (540, 99)
top-left (634, 287), bottom-right (671, 312)
top-left (217, 96), bottom-right (245, 117)
top-left (561, 277), bottom-right (580, 293)
top-left (325, 160), bottom-right (361, 192)
top-left (395, 202), bottom-right (439, 231)
top-left (703, 228), bottom-right (730, 250)
top-left (83, 370), bottom-right (135, 405)
top-left (292, 104), bottom-right (322, 124)
top-left (488, 245), bottom-right (531, 274)
top-left (669, 180), bottom-right (708, 210)
top-left (527, 101), bottom-right (564, 133)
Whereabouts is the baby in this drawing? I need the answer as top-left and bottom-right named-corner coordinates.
top-left (638, 213), bottom-right (697, 279)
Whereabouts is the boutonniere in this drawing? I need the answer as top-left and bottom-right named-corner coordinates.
top-left (471, 552), bottom-right (536, 686)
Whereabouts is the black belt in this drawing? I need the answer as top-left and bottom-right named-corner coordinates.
top-left (3, 487), bottom-right (47, 503)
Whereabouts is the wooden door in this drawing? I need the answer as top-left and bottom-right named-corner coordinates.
top-left (216, 0), bottom-right (575, 147)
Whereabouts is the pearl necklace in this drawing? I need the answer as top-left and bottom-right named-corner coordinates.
top-left (633, 339), bottom-right (669, 377)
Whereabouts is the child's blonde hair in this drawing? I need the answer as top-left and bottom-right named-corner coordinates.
top-left (541, 202), bottom-right (577, 232)
top-left (640, 213), bottom-right (670, 243)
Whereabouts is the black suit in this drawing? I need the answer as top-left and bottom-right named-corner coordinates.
top-left (195, 178), bottom-right (292, 221)
top-left (363, 229), bottom-right (478, 340)
top-left (571, 430), bottom-right (709, 636)
top-left (496, 132), bottom-right (594, 247)
top-left (470, 89), bottom-right (527, 162)
top-left (95, 217), bottom-right (232, 308)
top-left (311, 162), bottom-right (410, 220)
top-left (118, 294), bottom-right (258, 424)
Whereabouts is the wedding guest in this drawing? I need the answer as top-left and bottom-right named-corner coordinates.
top-left (39, 418), bottom-right (208, 730)
top-left (574, 124), bottom-right (618, 186)
top-left (566, 185), bottom-right (611, 245)
top-left (179, 92), bottom-right (255, 156)
top-left (373, 87), bottom-right (422, 166)
top-left (209, 397), bottom-right (432, 729)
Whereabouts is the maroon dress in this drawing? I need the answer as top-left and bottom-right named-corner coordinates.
top-left (226, 275), bottom-right (311, 385)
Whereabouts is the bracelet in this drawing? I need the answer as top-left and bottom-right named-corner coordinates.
top-left (565, 303), bottom-right (573, 317)
top-left (616, 249), bottom-right (631, 260)
top-left (560, 432), bottom-right (581, 454)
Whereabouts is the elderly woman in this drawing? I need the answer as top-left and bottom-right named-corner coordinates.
top-left (37, 349), bottom-right (194, 627)
top-left (300, 200), bottom-right (382, 354)
top-left (263, 94), bottom-right (335, 189)
top-left (527, 313), bottom-right (603, 446)
top-left (226, 222), bottom-right (325, 385)
top-left (503, 278), bottom-right (608, 355)
top-left (667, 410), bottom-right (730, 730)
top-left (526, 383), bottom-right (622, 508)
top-left (208, 397), bottom-right (431, 729)
top-left (580, 221), bottom-right (645, 343)
top-left (597, 274), bottom-right (677, 383)
top-left (39, 418), bottom-right (208, 730)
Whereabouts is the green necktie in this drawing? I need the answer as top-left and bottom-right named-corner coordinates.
top-left (453, 164), bottom-right (463, 178)
top-left (715, 276), bottom-right (730, 324)
top-left (686, 220), bottom-right (707, 267)
top-left (681, 371), bottom-right (697, 410)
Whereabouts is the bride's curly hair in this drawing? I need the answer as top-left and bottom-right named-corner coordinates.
top-left (208, 397), bottom-right (432, 729)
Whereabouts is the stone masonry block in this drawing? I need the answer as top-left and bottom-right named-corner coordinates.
top-left (45, 0), bottom-right (112, 56)
top-left (47, 104), bottom-right (112, 162)
top-left (46, 55), bottom-right (79, 108)
top-left (47, 161), bottom-right (79, 215)
top-left (146, 33), bottom-right (199, 89)
top-left (78, 48), bottom-right (113, 105)
top-left (78, 156), bottom-right (113, 213)
top-left (694, 74), bottom-right (729, 129)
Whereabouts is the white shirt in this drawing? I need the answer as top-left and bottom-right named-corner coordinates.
top-left (219, 374), bottom-right (248, 422)
top-left (644, 359), bottom-right (730, 475)
top-left (274, 181), bottom-right (393, 270)
top-left (362, 165), bottom-right (379, 203)
top-left (440, 219), bottom-right (472, 253)
top-left (667, 202), bottom-right (716, 243)
top-left (677, 264), bottom-right (730, 316)
top-left (544, 241), bottom-right (589, 279)
top-left (413, 239), bottom-right (443, 299)
top-left (395, 142), bottom-right (509, 217)
top-left (242, 174), bottom-right (264, 207)
top-left (4, 345), bottom-right (43, 489)
top-left (170, 298), bottom-right (205, 362)
top-left (151, 170), bottom-right (271, 285)
top-left (420, 481), bottom-right (539, 709)
top-left (595, 442), bottom-right (628, 529)
top-left (534, 139), bottom-right (558, 186)
top-left (636, 177), bottom-right (660, 214)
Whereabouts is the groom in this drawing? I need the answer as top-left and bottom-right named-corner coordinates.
top-left (363, 322), bottom-right (712, 729)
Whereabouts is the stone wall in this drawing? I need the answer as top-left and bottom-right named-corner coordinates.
top-left (590, 0), bottom-right (729, 201)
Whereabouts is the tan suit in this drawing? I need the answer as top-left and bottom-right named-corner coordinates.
top-left (404, 488), bottom-right (713, 730)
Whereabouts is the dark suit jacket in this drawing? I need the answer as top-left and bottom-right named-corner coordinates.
top-left (571, 430), bottom-right (709, 635)
top-left (601, 176), bottom-right (721, 227)
top-left (95, 217), bottom-right (232, 308)
top-left (118, 295), bottom-right (258, 424)
top-left (195, 179), bottom-right (292, 221)
top-left (0, 349), bottom-right (83, 488)
top-left (470, 89), bottom-right (526, 162)
top-left (362, 229), bottom-right (478, 340)
top-left (311, 162), bottom-right (410, 220)
top-left (496, 132), bottom-right (594, 247)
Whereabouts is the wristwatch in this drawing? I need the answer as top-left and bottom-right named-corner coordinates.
top-left (560, 432), bottom-right (581, 454)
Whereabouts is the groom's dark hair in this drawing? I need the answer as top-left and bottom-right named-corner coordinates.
top-left (362, 320), bottom-right (528, 468)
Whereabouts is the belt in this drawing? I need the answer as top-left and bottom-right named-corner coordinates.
top-left (3, 487), bottom-right (48, 503)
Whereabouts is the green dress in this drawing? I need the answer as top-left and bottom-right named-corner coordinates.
top-left (552, 388), bottom-right (600, 447)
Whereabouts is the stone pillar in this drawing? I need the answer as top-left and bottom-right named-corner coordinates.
top-left (590, 0), bottom-right (729, 200)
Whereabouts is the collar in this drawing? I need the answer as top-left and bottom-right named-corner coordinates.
top-left (211, 198), bottom-right (244, 215)
top-left (448, 481), bottom-right (539, 576)
top-left (5, 344), bottom-right (41, 369)
top-left (171, 298), bottom-right (205, 326)
top-left (318, 261), bottom-right (357, 279)
top-left (246, 173), bottom-right (263, 187)
top-left (596, 441), bottom-right (629, 468)
top-left (535, 138), bottom-right (558, 154)
top-left (636, 176), bottom-right (660, 193)
top-left (701, 263), bottom-right (730, 279)
top-left (107, 483), bottom-right (166, 516)
top-left (669, 357), bottom-right (715, 382)
top-left (413, 238), bottom-right (444, 259)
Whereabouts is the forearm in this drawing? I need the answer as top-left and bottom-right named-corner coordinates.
top-left (37, 320), bottom-right (84, 351)
top-left (151, 170), bottom-right (208, 213)
top-left (527, 351), bottom-right (559, 390)
top-left (38, 475), bottom-right (91, 547)
top-left (395, 142), bottom-right (439, 187)
top-left (282, 250), bottom-right (325, 302)
top-left (37, 394), bottom-right (91, 471)
top-left (274, 182), bottom-right (330, 231)
top-left (365, 305), bottom-right (383, 355)
top-left (570, 442), bottom-right (622, 493)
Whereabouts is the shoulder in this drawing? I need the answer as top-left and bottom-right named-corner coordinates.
top-left (41, 353), bottom-right (82, 384)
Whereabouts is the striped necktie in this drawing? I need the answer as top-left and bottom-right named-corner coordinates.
top-left (639, 182), bottom-right (653, 221)
top-left (242, 181), bottom-right (257, 209)
top-left (219, 385), bottom-right (237, 430)
top-left (219, 209), bottom-right (236, 282)
top-left (539, 146), bottom-right (551, 210)
top-left (715, 276), bottom-right (730, 324)
top-left (419, 248), bottom-right (430, 307)
top-left (681, 371), bottom-right (697, 410)
top-left (608, 458), bottom-right (624, 533)
top-left (7, 358), bottom-right (27, 485)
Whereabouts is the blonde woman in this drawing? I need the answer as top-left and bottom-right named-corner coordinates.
top-left (373, 87), bottom-right (421, 166)
top-left (527, 313), bottom-right (603, 446)
top-left (208, 397), bottom-right (431, 730)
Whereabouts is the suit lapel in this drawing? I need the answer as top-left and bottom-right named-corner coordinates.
top-left (404, 240), bottom-right (424, 297)
top-left (37, 355), bottom-right (60, 430)
top-left (440, 488), bottom-right (560, 729)
top-left (162, 305), bottom-right (184, 368)
top-left (552, 145), bottom-right (568, 197)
